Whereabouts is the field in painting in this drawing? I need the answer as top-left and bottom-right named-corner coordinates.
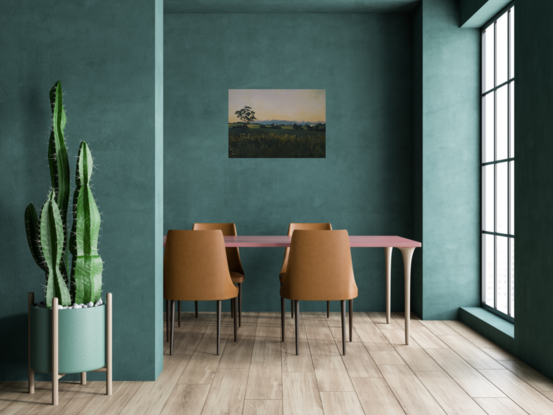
top-left (228, 125), bottom-right (325, 158)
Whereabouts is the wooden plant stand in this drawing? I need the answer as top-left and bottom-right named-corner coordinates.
top-left (28, 292), bottom-right (113, 405)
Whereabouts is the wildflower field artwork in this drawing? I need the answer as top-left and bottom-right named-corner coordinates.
top-left (229, 89), bottom-right (326, 158)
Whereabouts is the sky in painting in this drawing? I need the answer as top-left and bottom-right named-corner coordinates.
top-left (229, 89), bottom-right (326, 123)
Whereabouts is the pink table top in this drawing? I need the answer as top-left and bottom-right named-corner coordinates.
top-left (163, 235), bottom-right (420, 248)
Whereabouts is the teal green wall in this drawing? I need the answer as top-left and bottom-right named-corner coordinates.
top-left (460, 0), bottom-right (512, 28)
top-left (412, 4), bottom-right (424, 317)
top-left (514, 0), bottom-right (553, 381)
top-left (0, 0), bottom-right (163, 381)
top-left (412, 0), bottom-right (481, 319)
top-left (164, 13), bottom-right (414, 313)
top-left (155, 0), bottom-right (165, 379)
top-left (165, 0), bottom-right (419, 13)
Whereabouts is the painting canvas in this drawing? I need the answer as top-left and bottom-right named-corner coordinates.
top-left (228, 89), bottom-right (326, 158)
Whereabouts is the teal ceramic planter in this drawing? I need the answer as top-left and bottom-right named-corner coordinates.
top-left (30, 305), bottom-right (106, 374)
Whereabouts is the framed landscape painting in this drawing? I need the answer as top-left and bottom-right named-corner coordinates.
top-left (228, 89), bottom-right (326, 158)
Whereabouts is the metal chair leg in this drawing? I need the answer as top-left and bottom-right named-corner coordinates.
top-left (327, 301), bottom-right (330, 318)
top-left (291, 299), bottom-right (294, 319)
top-left (170, 301), bottom-right (175, 355)
top-left (238, 283), bottom-right (242, 327)
top-left (281, 296), bottom-right (285, 342)
top-left (178, 301), bottom-right (181, 327)
top-left (349, 299), bottom-right (353, 342)
top-left (195, 301), bottom-right (198, 318)
top-left (231, 290), bottom-right (234, 318)
top-left (165, 300), bottom-right (168, 342)
top-left (341, 300), bottom-right (346, 355)
top-left (217, 300), bottom-right (222, 355)
top-left (295, 300), bottom-right (300, 355)
top-left (233, 297), bottom-right (237, 342)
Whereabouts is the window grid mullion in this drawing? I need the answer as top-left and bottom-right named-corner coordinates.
top-left (507, 8), bottom-right (511, 317)
top-left (493, 19), bottom-right (498, 310)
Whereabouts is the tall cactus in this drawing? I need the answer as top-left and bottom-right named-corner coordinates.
top-left (40, 192), bottom-right (72, 307)
top-left (24, 81), bottom-right (71, 306)
top-left (24, 81), bottom-right (103, 308)
top-left (70, 142), bottom-right (103, 304)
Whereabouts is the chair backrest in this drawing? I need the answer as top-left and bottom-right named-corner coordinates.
top-left (164, 230), bottom-right (238, 301)
top-left (192, 223), bottom-right (244, 275)
top-left (279, 223), bottom-right (332, 275)
top-left (280, 230), bottom-right (357, 301)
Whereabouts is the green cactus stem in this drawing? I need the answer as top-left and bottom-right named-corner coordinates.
top-left (70, 142), bottom-right (103, 304)
top-left (48, 81), bottom-right (71, 277)
top-left (40, 192), bottom-right (72, 307)
top-left (24, 203), bottom-right (48, 273)
top-left (48, 81), bottom-right (70, 218)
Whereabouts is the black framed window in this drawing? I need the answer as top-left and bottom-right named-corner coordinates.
top-left (481, 4), bottom-right (515, 321)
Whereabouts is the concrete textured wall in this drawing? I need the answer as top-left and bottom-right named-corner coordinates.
top-left (164, 13), bottom-right (414, 313)
top-left (0, 0), bottom-right (163, 381)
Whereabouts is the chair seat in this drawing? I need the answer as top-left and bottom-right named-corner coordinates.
top-left (231, 271), bottom-right (245, 283)
top-left (279, 273), bottom-right (286, 283)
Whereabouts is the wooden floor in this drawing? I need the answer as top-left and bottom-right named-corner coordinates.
top-left (2, 311), bottom-right (553, 414)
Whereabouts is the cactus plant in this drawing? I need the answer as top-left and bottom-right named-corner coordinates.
top-left (24, 81), bottom-right (103, 308)
top-left (70, 142), bottom-right (103, 304)
top-left (40, 192), bottom-right (72, 307)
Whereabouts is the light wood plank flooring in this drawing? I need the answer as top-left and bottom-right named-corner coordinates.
top-left (2, 311), bottom-right (553, 414)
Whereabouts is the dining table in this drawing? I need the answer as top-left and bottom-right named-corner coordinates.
top-left (163, 234), bottom-right (421, 344)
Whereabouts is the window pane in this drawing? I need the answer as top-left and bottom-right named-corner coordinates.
top-left (484, 27), bottom-right (495, 92)
top-left (497, 162), bottom-right (508, 234)
top-left (510, 81), bottom-right (514, 158)
top-left (510, 238), bottom-right (515, 317)
top-left (510, 161), bottom-right (514, 235)
top-left (496, 236), bottom-right (508, 314)
top-left (483, 234), bottom-right (495, 307)
top-left (496, 13), bottom-right (508, 86)
top-left (483, 94), bottom-right (494, 163)
top-left (483, 165), bottom-right (494, 232)
top-left (510, 7), bottom-right (515, 78)
top-left (497, 86), bottom-right (508, 160)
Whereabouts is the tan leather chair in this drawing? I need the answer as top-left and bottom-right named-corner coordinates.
top-left (280, 230), bottom-right (358, 355)
top-left (192, 223), bottom-right (246, 327)
top-left (164, 230), bottom-right (239, 355)
top-left (279, 223), bottom-right (332, 319)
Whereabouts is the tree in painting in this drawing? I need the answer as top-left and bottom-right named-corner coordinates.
top-left (235, 106), bottom-right (257, 126)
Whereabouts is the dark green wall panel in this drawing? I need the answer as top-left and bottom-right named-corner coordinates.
top-left (164, 0), bottom-right (419, 13)
top-left (515, 0), bottom-right (553, 381)
top-left (164, 13), bottom-right (414, 313)
top-left (413, 0), bottom-right (481, 320)
top-left (460, 0), bottom-right (512, 28)
top-left (0, 0), bottom-right (162, 381)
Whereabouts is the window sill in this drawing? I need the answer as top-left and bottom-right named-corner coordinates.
top-left (459, 307), bottom-right (515, 352)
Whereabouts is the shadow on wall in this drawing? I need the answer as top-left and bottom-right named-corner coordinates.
top-left (0, 314), bottom-right (27, 378)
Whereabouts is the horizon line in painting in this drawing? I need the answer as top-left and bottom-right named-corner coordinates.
top-left (228, 89), bottom-right (326, 158)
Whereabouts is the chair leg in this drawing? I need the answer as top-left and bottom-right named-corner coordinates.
top-left (217, 300), bottom-right (222, 355)
top-left (327, 301), bottom-right (330, 318)
top-left (341, 300), bottom-right (346, 356)
top-left (295, 300), bottom-right (300, 355)
top-left (234, 297), bottom-right (238, 342)
top-left (291, 299), bottom-right (294, 319)
top-left (281, 296), bottom-right (285, 342)
top-left (170, 301), bottom-right (175, 355)
top-left (165, 300), bottom-right (168, 342)
top-left (349, 299), bottom-right (353, 342)
top-left (238, 283), bottom-right (242, 327)
top-left (231, 290), bottom-right (234, 318)
top-left (178, 301), bottom-right (181, 327)
top-left (195, 301), bottom-right (198, 318)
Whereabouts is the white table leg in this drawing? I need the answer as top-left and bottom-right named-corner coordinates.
top-left (385, 247), bottom-right (392, 324)
top-left (399, 247), bottom-right (415, 345)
